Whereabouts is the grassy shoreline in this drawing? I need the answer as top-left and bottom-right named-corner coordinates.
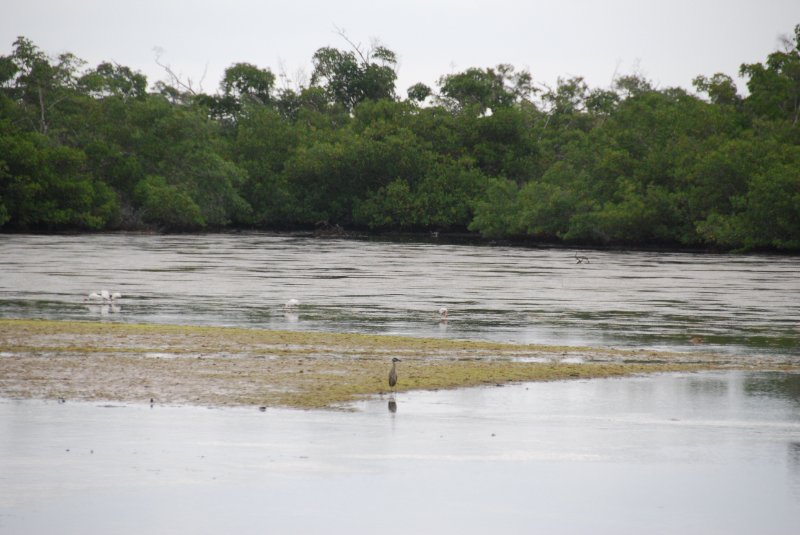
top-left (1, 319), bottom-right (793, 409)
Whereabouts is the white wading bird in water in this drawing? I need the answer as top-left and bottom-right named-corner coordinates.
top-left (84, 290), bottom-right (122, 302)
top-left (438, 307), bottom-right (448, 320)
top-left (284, 298), bottom-right (299, 310)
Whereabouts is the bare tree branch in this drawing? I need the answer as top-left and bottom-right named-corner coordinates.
top-left (333, 25), bottom-right (370, 64)
top-left (153, 46), bottom-right (198, 96)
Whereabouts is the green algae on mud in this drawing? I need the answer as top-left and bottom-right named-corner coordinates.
top-left (0, 319), bottom-right (787, 409)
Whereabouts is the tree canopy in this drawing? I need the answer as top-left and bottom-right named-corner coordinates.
top-left (1, 29), bottom-right (799, 251)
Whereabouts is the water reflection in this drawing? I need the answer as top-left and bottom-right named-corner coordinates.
top-left (2, 371), bottom-right (799, 534)
top-left (788, 442), bottom-right (800, 502)
top-left (744, 373), bottom-right (800, 408)
top-left (685, 375), bottom-right (729, 396)
top-left (84, 304), bottom-right (121, 316)
top-left (1, 233), bottom-right (798, 357)
top-left (388, 398), bottom-right (397, 413)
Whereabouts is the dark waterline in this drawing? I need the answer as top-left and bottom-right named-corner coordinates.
top-left (1, 232), bottom-right (798, 357)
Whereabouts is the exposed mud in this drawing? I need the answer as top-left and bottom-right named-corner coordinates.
top-left (1, 319), bottom-right (796, 409)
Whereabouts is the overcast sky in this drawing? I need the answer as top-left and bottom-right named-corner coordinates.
top-left (3, 0), bottom-right (800, 97)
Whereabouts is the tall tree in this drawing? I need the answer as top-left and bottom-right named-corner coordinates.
top-left (78, 62), bottom-right (147, 100)
top-left (692, 73), bottom-right (741, 107)
top-left (221, 62), bottom-right (275, 106)
top-left (310, 36), bottom-right (397, 111)
top-left (0, 36), bottom-right (84, 135)
top-left (438, 64), bottom-right (534, 114)
top-left (740, 24), bottom-right (800, 125)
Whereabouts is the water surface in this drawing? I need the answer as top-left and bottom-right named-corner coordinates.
top-left (1, 371), bottom-right (799, 534)
top-left (1, 233), bottom-right (798, 356)
top-left (3, 235), bottom-right (798, 532)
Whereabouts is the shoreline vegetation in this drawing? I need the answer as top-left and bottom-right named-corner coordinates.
top-left (1, 319), bottom-right (796, 410)
top-left (2, 27), bottom-right (800, 251)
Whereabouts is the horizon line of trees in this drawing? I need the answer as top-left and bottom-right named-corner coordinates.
top-left (1, 27), bottom-right (799, 251)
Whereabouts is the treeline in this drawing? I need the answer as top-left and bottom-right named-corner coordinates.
top-left (1, 29), bottom-right (799, 250)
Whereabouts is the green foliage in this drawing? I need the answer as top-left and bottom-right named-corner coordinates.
top-left (356, 161), bottom-right (487, 230)
top-left (693, 73), bottom-right (741, 107)
top-left (0, 202), bottom-right (9, 227)
top-left (739, 162), bottom-right (800, 249)
top-left (1, 36), bottom-right (85, 136)
top-left (0, 121), bottom-right (117, 229)
top-left (471, 107), bottom-right (540, 181)
top-left (407, 82), bottom-right (432, 103)
top-left (740, 24), bottom-right (800, 126)
top-left (134, 175), bottom-right (204, 230)
top-left (283, 120), bottom-right (431, 225)
top-left (233, 106), bottom-right (295, 224)
top-left (469, 178), bottom-right (523, 238)
top-left (79, 62), bottom-right (147, 100)
top-left (0, 32), bottom-right (799, 250)
top-left (697, 154), bottom-right (800, 250)
top-left (221, 62), bottom-right (275, 105)
top-left (438, 64), bottom-right (534, 115)
top-left (310, 43), bottom-right (397, 111)
top-left (518, 162), bottom-right (589, 239)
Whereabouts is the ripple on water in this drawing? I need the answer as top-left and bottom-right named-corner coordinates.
top-left (0, 233), bottom-right (798, 357)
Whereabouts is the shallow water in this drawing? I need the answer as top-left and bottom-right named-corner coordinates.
top-left (1, 371), bottom-right (799, 534)
top-left (3, 235), bottom-right (799, 532)
top-left (1, 233), bottom-right (798, 356)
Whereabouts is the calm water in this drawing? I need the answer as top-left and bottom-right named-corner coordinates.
top-left (2, 234), bottom-right (800, 533)
top-left (1, 232), bottom-right (798, 356)
top-left (1, 371), bottom-right (799, 534)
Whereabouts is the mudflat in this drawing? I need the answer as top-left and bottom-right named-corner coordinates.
top-left (1, 319), bottom-right (793, 409)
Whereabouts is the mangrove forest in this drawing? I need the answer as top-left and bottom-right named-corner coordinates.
top-left (1, 27), bottom-right (799, 250)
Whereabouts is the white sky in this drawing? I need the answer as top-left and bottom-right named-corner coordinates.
top-left (3, 0), bottom-right (800, 97)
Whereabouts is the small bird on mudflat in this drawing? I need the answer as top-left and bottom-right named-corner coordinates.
top-left (388, 357), bottom-right (401, 390)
